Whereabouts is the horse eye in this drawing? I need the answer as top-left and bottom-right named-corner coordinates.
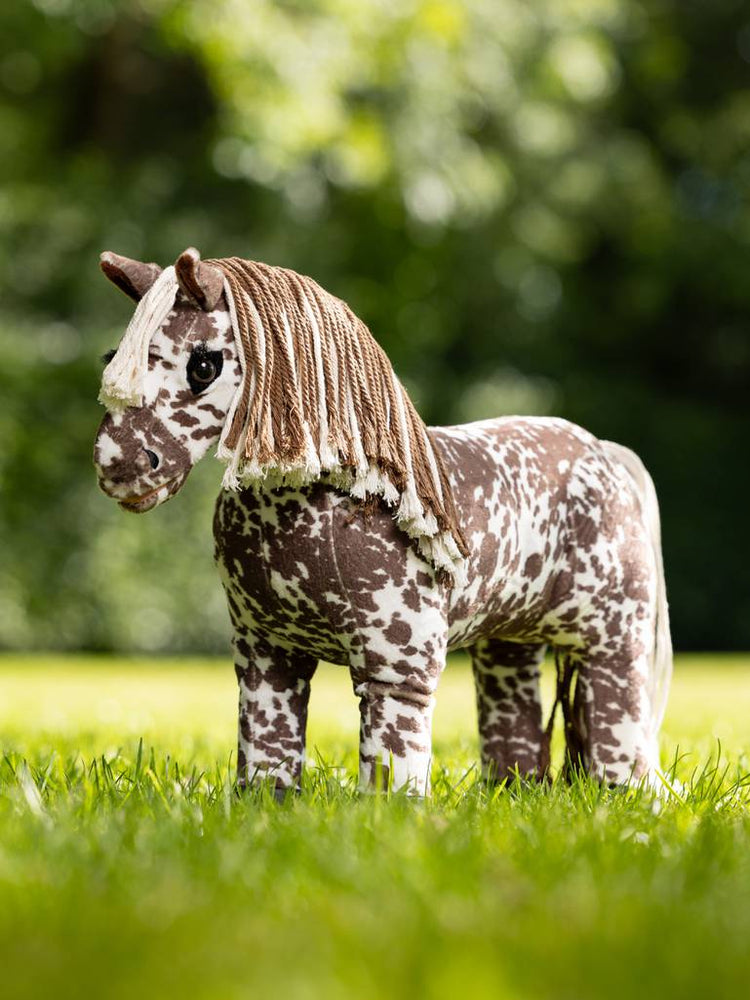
top-left (186, 348), bottom-right (223, 394)
top-left (101, 349), bottom-right (116, 365)
top-left (194, 359), bottom-right (216, 382)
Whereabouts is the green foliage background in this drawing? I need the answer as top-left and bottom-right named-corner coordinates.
top-left (1, 0), bottom-right (748, 652)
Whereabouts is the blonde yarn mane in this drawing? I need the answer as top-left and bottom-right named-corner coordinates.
top-left (210, 257), bottom-right (468, 582)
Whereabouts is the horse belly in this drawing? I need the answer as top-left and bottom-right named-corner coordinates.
top-left (446, 488), bottom-right (571, 649)
top-left (437, 419), bottom-right (589, 650)
top-left (447, 544), bottom-right (567, 649)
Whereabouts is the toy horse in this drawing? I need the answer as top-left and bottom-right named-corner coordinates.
top-left (93, 248), bottom-right (672, 795)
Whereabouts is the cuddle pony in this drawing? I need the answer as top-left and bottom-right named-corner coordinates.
top-left (94, 248), bottom-right (671, 795)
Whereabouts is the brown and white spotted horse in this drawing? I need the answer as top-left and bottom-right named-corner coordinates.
top-left (93, 248), bottom-right (671, 796)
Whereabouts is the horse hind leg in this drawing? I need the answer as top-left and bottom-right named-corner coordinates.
top-left (470, 638), bottom-right (547, 781)
top-left (570, 643), bottom-right (657, 785)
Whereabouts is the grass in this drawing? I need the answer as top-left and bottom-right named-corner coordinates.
top-left (1, 653), bottom-right (750, 1000)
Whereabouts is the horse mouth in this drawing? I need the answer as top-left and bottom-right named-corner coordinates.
top-left (117, 474), bottom-right (185, 512)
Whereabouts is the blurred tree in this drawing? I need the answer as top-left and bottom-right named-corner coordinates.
top-left (0, 0), bottom-right (748, 652)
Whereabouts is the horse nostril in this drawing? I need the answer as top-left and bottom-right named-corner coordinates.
top-left (144, 449), bottom-right (160, 470)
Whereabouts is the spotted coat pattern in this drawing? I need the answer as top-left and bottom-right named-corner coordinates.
top-left (95, 272), bottom-right (668, 796)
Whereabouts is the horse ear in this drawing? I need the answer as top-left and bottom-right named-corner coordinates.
top-left (100, 252), bottom-right (162, 302)
top-left (175, 247), bottom-right (224, 311)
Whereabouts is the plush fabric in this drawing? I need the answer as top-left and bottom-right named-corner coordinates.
top-left (93, 248), bottom-right (672, 795)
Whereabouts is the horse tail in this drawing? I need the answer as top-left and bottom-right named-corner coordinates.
top-left (602, 441), bottom-right (673, 752)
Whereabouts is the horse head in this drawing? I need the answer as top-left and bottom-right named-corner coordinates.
top-left (93, 248), bottom-right (241, 512)
top-left (93, 246), bottom-right (466, 579)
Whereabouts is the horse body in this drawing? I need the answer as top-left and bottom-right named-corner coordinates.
top-left (215, 415), bottom-right (663, 794)
top-left (93, 248), bottom-right (671, 796)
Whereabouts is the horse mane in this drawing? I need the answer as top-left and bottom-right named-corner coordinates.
top-left (210, 257), bottom-right (468, 581)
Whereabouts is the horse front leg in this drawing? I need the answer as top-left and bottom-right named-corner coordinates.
top-left (354, 679), bottom-right (437, 796)
top-left (470, 638), bottom-right (547, 781)
top-left (352, 633), bottom-right (447, 797)
top-left (233, 631), bottom-right (318, 794)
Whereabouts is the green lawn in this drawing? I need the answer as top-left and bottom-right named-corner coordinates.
top-left (1, 653), bottom-right (750, 1000)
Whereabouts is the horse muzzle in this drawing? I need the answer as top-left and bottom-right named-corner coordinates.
top-left (112, 471), bottom-right (190, 512)
top-left (93, 407), bottom-right (193, 512)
